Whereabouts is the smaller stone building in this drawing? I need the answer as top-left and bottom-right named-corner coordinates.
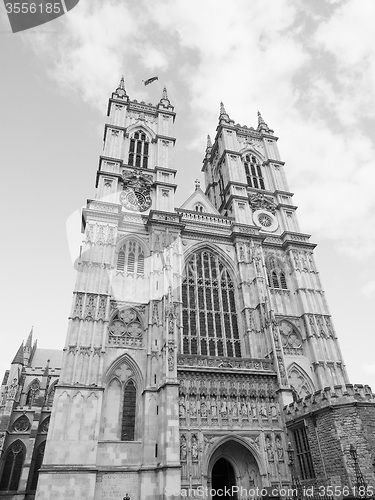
top-left (284, 384), bottom-right (375, 496)
top-left (0, 330), bottom-right (62, 499)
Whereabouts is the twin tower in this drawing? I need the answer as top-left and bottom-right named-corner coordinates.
top-left (2, 77), bottom-right (374, 500)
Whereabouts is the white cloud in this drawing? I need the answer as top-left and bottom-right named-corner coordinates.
top-left (23, 0), bottom-right (375, 259)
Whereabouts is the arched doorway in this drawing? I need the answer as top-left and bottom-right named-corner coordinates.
top-left (212, 457), bottom-right (237, 498)
top-left (208, 439), bottom-right (262, 498)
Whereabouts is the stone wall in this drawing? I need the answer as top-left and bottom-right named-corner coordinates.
top-left (284, 384), bottom-right (375, 492)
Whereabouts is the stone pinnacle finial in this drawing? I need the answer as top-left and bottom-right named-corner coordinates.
top-left (195, 179), bottom-right (200, 190)
top-left (206, 134), bottom-right (212, 149)
top-left (12, 343), bottom-right (24, 365)
top-left (25, 327), bottom-right (33, 350)
top-left (162, 86), bottom-right (168, 100)
top-left (257, 110), bottom-right (270, 132)
top-left (219, 102), bottom-right (230, 123)
top-left (115, 75), bottom-right (127, 98)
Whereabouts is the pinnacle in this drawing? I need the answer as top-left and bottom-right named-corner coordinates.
top-left (12, 342), bottom-right (24, 365)
top-left (206, 134), bottom-right (212, 149)
top-left (25, 327), bottom-right (33, 350)
top-left (115, 75), bottom-right (127, 97)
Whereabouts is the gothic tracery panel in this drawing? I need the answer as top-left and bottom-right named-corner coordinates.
top-left (108, 308), bottom-right (143, 347)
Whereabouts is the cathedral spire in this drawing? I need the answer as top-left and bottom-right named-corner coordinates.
top-left (12, 342), bottom-right (24, 365)
top-left (158, 86), bottom-right (172, 109)
top-left (219, 102), bottom-right (231, 123)
top-left (25, 327), bottom-right (33, 350)
top-left (113, 75), bottom-right (128, 99)
top-left (257, 110), bottom-right (271, 132)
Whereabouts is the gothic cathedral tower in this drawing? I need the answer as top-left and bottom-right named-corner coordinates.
top-left (35, 80), bottom-right (374, 500)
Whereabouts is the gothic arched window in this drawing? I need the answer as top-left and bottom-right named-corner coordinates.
top-left (116, 241), bottom-right (145, 275)
top-left (46, 381), bottom-right (57, 407)
top-left (13, 415), bottom-right (30, 433)
top-left (29, 441), bottom-right (45, 491)
top-left (243, 154), bottom-right (265, 190)
top-left (25, 380), bottom-right (40, 407)
top-left (182, 249), bottom-right (241, 358)
top-left (121, 380), bottom-right (136, 441)
top-left (267, 257), bottom-right (288, 290)
top-left (0, 441), bottom-right (25, 491)
top-left (128, 131), bottom-right (149, 168)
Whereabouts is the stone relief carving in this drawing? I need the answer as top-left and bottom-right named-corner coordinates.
top-left (108, 308), bottom-right (143, 347)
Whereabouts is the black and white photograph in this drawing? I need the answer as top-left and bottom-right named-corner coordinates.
top-left (0, 1), bottom-right (374, 499)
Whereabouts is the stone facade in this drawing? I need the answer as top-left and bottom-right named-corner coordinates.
top-left (1, 79), bottom-right (375, 499)
top-left (0, 331), bottom-right (61, 499)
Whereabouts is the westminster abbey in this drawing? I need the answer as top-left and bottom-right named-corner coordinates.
top-left (1, 78), bottom-right (375, 499)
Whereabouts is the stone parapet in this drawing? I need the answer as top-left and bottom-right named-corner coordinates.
top-left (284, 384), bottom-right (374, 420)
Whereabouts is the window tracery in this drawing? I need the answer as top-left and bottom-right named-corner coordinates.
top-left (13, 415), bottom-right (30, 433)
top-left (182, 249), bottom-right (241, 358)
top-left (0, 441), bottom-right (25, 491)
top-left (25, 380), bottom-right (40, 407)
top-left (266, 256), bottom-right (288, 290)
top-left (243, 154), bottom-right (265, 190)
top-left (128, 131), bottom-right (149, 168)
top-left (108, 308), bottom-right (143, 347)
top-left (117, 241), bottom-right (145, 275)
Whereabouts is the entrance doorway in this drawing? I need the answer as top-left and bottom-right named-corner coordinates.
top-left (211, 458), bottom-right (237, 499)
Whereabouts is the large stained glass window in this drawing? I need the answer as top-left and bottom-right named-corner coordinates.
top-left (182, 250), bottom-right (241, 357)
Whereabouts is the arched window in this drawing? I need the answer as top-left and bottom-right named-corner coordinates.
top-left (116, 241), bottom-right (145, 275)
top-left (267, 257), bottom-right (288, 290)
top-left (29, 441), bottom-right (45, 491)
top-left (121, 380), bottom-right (136, 441)
top-left (46, 381), bottom-right (57, 407)
top-left (13, 415), bottom-right (30, 433)
top-left (0, 441), bottom-right (25, 491)
top-left (128, 131), bottom-right (149, 168)
top-left (195, 204), bottom-right (205, 213)
top-left (25, 380), bottom-right (40, 407)
top-left (243, 154), bottom-right (265, 190)
top-left (182, 249), bottom-right (241, 358)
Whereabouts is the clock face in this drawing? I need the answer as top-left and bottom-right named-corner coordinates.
top-left (120, 187), bottom-right (151, 212)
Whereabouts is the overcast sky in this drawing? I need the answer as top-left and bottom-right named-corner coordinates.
top-left (0, 0), bottom-right (374, 388)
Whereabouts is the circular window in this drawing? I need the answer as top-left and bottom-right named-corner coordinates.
top-left (13, 415), bottom-right (30, 432)
top-left (252, 210), bottom-right (278, 232)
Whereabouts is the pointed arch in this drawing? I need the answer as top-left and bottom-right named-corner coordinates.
top-left (181, 246), bottom-right (241, 358)
top-left (28, 440), bottom-right (45, 491)
top-left (102, 354), bottom-right (143, 441)
top-left (279, 320), bottom-right (303, 355)
top-left (25, 379), bottom-right (40, 406)
top-left (12, 415), bottom-right (30, 433)
top-left (204, 435), bottom-right (266, 478)
top-left (287, 362), bottom-right (315, 398)
top-left (266, 254), bottom-right (288, 290)
top-left (115, 236), bottom-right (149, 275)
top-left (46, 379), bottom-right (58, 407)
top-left (0, 440), bottom-right (25, 491)
top-left (126, 125), bottom-right (154, 168)
top-left (241, 150), bottom-right (266, 190)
